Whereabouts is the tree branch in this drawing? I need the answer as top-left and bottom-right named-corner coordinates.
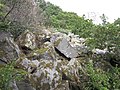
top-left (2, 0), bottom-right (16, 21)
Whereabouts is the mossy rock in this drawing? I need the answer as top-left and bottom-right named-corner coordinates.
top-left (0, 49), bottom-right (5, 58)
top-left (35, 48), bottom-right (48, 54)
top-left (54, 39), bottom-right (62, 47)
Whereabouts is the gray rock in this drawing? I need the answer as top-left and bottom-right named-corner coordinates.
top-left (17, 30), bottom-right (37, 50)
top-left (56, 38), bottom-right (79, 59)
top-left (5, 0), bottom-right (46, 27)
top-left (0, 32), bottom-right (20, 63)
top-left (16, 81), bottom-right (35, 90)
top-left (0, 59), bottom-right (7, 65)
top-left (10, 81), bottom-right (19, 90)
top-left (92, 48), bottom-right (108, 55)
top-left (0, 32), bottom-right (13, 42)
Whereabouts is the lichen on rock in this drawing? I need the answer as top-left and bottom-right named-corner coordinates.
top-left (0, 27), bottom-right (114, 90)
top-left (17, 30), bottom-right (37, 50)
top-left (15, 30), bottom-right (86, 90)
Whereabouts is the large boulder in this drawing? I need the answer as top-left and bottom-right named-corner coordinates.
top-left (0, 32), bottom-right (20, 63)
top-left (17, 29), bottom-right (52, 50)
top-left (56, 38), bottom-right (79, 59)
top-left (17, 30), bottom-right (37, 50)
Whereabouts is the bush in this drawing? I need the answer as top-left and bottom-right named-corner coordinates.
top-left (0, 61), bottom-right (27, 90)
top-left (85, 61), bottom-right (120, 90)
top-left (7, 21), bottom-right (27, 38)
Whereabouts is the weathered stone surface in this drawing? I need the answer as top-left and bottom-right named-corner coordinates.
top-left (17, 30), bottom-right (37, 50)
top-left (92, 48), bottom-right (108, 55)
top-left (10, 81), bottom-right (19, 90)
top-left (16, 81), bottom-right (35, 90)
top-left (67, 32), bottom-right (89, 55)
top-left (0, 31), bottom-right (13, 42)
top-left (19, 57), bottom-right (81, 90)
top-left (56, 38), bottom-right (79, 59)
top-left (51, 32), bottom-right (89, 56)
top-left (5, 0), bottom-right (46, 27)
top-left (0, 32), bottom-right (20, 63)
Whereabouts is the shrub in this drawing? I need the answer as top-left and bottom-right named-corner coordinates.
top-left (85, 61), bottom-right (120, 90)
top-left (0, 61), bottom-right (27, 90)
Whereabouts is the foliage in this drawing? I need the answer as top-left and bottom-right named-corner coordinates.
top-left (38, 0), bottom-right (94, 33)
top-left (0, 61), bottom-right (27, 90)
top-left (100, 14), bottom-right (108, 25)
top-left (85, 23), bottom-right (120, 62)
top-left (114, 18), bottom-right (120, 26)
top-left (42, 1), bottom-right (63, 27)
top-left (0, 1), bottom-right (9, 31)
top-left (41, 0), bottom-right (119, 55)
top-left (7, 21), bottom-right (27, 38)
top-left (0, 3), bottom-right (5, 18)
top-left (86, 61), bottom-right (120, 90)
top-left (43, 0), bottom-right (120, 61)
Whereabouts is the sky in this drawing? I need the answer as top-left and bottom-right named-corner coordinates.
top-left (45, 0), bottom-right (120, 24)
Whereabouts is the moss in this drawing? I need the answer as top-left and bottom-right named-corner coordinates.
top-left (45, 63), bottom-right (52, 68)
top-left (0, 49), bottom-right (5, 58)
top-left (0, 64), bottom-right (5, 68)
top-left (54, 39), bottom-right (62, 47)
top-left (35, 48), bottom-right (48, 54)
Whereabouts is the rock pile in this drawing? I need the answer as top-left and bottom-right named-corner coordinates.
top-left (15, 29), bottom-right (86, 90)
top-left (0, 29), bottom-right (112, 90)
